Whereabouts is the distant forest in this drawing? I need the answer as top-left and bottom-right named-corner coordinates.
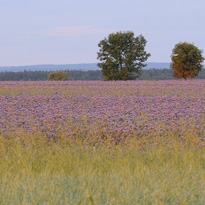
top-left (0, 69), bottom-right (205, 81)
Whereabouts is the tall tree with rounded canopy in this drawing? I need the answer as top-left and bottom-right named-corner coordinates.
top-left (97, 31), bottom-right (150, 81)
top-left (171, 42), bottom-right (204, 80)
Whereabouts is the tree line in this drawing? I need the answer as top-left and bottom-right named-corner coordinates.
top-left (0, 69), bottom-right (204, 81)
top-left (0, 70), bottom-right (102, 81)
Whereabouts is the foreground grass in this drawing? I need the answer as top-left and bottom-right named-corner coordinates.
top-left (0, 139), bottom-right (204, 205)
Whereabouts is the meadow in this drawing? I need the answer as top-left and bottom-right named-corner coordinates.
top-left (0, 80), bottom-right (204, 204)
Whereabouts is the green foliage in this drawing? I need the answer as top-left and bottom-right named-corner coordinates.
top-left (0, 70), bottom-right (103, 81)
top-left (47, 71), bottom-right (68, 81)
top-left (97, 31), bottom-right (151, 80)
top-left (171, 42), bottom-right (204, 80)
top-left (1, 69), bottom-right (205, 81)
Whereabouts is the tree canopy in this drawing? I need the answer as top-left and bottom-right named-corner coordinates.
top-left (171, 42), bottom-right (204, 80)
top-left (47, 71), bottom-right (68, 81)
top-left (97, 31), bottom-right (150, 81)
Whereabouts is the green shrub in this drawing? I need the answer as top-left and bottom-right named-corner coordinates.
top-left (48, 71), bottom-right (68, 81)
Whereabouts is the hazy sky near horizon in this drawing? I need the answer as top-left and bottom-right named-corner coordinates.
top-left (0, 0), bottom-right (205, 66)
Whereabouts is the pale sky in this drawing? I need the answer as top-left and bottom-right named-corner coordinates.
top-left (0, 0), bottom-right (205, 66)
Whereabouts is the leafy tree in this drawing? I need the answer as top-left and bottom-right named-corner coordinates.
top-left (48, 71), bottom-right (68, 81)
top-left (97, 31), bottom-right (151, 80)
top-left (171, 42), bottom-right (204, 80)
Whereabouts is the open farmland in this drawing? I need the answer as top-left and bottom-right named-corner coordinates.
top-left (0, 80), bottom-right (205, 204)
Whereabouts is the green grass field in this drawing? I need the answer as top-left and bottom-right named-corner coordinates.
top-left (0, 134), bottom-right (204, 204)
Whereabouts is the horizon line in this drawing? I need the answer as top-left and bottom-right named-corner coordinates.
top-left (0, 62), bottom-right (172, 67)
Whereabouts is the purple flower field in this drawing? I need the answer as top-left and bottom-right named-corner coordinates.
top-left (0, 80), bottom-right (204, 147)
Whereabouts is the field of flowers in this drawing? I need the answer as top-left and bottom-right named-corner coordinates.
top-left (0, 80), bottom-right (205, 204)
